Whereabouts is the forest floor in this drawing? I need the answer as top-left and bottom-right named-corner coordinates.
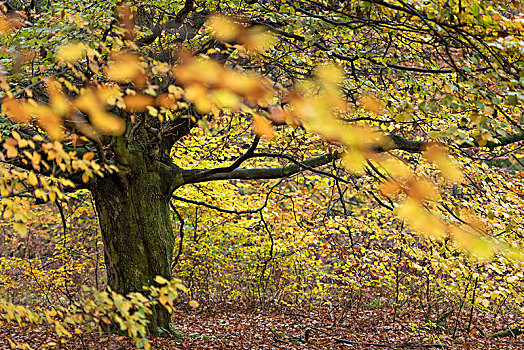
top-left (0, 306), bottom-right (522, 349)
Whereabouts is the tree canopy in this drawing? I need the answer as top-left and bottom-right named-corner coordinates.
top-left (0, 0), bottom-right (524, 348)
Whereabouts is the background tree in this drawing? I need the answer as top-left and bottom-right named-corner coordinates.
top-left (0, 0), bottom-right (523, 334)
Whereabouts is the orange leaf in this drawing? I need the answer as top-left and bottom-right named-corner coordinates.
top-left (253, 114), bottom-right (274, 139)
top-left (359, 94), bottom-right (384, 115)
top-left (124, 94), bottom-right (154, 113)
top-left (82, 152), bottom-right (95, 161)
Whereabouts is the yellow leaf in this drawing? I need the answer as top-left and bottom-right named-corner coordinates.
top-left (359, 94), bottom-right (384, 115)
top-left (27, 104), bottom-right (63, 140)
top-left (56, 42), bottom-right (86, 63)
top-left (185, 84), bottom-right (212, 114)
top-left (168, 85), bottom-right (179, 94)
top-left (154, 276), bottom-right (168, 285)
top-left (342, 150), bottom-right (366, 173)
top-left (3, 138), bottom-right (18, 158)
top-left (253, 114), bottom-right (274, 139)
top-left (380, 157), bottom-right (411, 179)
top-left (407, 179), bottom-right (438, 202)
top-left (471, 238), bottom-right (495, 259)
top-left (97, 85), bottom-right (122, 103)
top-left (380, 180), bottom-right (401, 197)
top-left (105, 53), bottom-right (141, 82)
top-left (207, 15), bottom-right (240, 42)
top-left (75, 89), bottom-right (99, 111)
top-left (27, 171), bottom-right (38, 186)
top-left (47, 78), bottom-right (70, 116)
top-left (18, 138), bottom-right (28, 148)
top-left (189, 300), bottom-right (199, 308)
top-left (243, 26), bottom-right (276, 51)
top-left (159, 295), bottom-right (172, 308)
top-left (424, 145), bottom-right (463, 182)
top-left (451, 227), bottom-right (494, 259)
top-left (2, 98), bottom-right (31, 123)
top-left (35, 189), bottom-right (47, 201)
top-left (75, 90), bottom-right (126, 135)
top-left (316, 65), bottom-right (344, 87)
top-left (174, 58), bottom-right (222, 86)
top-left (13, 223), bottom-right (27, 237)
top-left (3, 208), bottom-right (12, 219)
top-left (0, 17), bottom-right (16, 33)
top-left (213, 90), bottom-right (240, 109)
top-left (397, 199), bottom-right (446, 238)
top-left (82, 172), bottom-right (90, 183)
top-left (147, 106), bottom-right (158, 117)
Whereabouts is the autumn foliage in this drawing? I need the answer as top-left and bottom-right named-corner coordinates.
top-left (0, 0), bottom-right (524, 348)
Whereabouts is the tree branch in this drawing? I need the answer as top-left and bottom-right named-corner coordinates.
top-left (174, 0), bottom-right (194, 23)
top-left (180, 130), bottom-right (524, 185)
top-left (138, 0), bottom-right (201, 46)
top-left (378, 132), bottom-right (524, 153)
top-left (181, 153), bottom-right (337, 184)
top-left (183, 136), bottom-right (260, 182)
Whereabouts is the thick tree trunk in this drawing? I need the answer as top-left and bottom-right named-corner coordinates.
top-left (89, 154), bottom-right (182, 334)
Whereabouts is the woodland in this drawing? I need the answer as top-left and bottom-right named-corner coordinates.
top-left (0, 0), bottom-right (523, 349)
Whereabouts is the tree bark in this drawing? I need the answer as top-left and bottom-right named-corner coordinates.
top-left (89, 152), bottom-right (183, 334)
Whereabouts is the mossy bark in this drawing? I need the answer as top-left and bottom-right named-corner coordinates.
top-left (90, 152), bottom-right (182, 334)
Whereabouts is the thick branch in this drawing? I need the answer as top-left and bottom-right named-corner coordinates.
top-left (376, 134), bottom-right (429, 152)
top-left (180, 130), bottom-right (524, 185)
top-left (138, 0), bottom-right (201, 46)
top-left (182, 132), bottom-right (524, 184)
top-left (183, 136), bottom-right (260, 182)
top-left (182, 153), bottom-right (336, 184)
top-left (174, 0), bottom-right (194, 22)
top-left (379, 132), bottom-right (524, 153)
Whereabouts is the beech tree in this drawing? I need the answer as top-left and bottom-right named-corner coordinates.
top-left (0, 0), bottom-right (523, 333)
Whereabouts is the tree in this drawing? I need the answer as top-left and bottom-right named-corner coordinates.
top-left (0, 0), bottom-right (523, 333)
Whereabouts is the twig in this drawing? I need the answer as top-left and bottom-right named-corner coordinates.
top-left (55, 199), bottom-right (67, 246)
top-left (452, 274), bottom-right (471, 338)
top-left (172, 178), bottom-right (282, 214)
top-left (269, 327), bottom-right (288, 343)
top-left (393, 247), bottom-right (402, 323)
top-left (172, 195), bottom-right (265, 214)
top-left (192, 135), bottom-right (260, 179)
top-left (258, 211), bottom-right (274, 308)
top-left (171, 204), bottom-right (184, 267)
top-left (466, 276), bottom-right (479, 333)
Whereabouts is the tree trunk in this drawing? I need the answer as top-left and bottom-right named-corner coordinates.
top-left (89, 154), bottom-right (182, 334)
